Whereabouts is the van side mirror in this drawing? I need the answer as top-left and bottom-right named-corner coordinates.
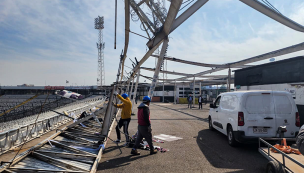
top-left (210, 103), bottom-right (215, 108)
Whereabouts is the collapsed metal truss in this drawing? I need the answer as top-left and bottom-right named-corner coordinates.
top-left (120, 0), bottom-right (304, 97)
top-left (0, 98), bottom-right (108, 173)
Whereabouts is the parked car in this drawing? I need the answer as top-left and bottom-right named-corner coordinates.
top-left (209, 90), bottom-right (300, 146)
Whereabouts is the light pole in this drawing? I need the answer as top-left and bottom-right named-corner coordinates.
top-left (95, 16), bottom-right (105, 89)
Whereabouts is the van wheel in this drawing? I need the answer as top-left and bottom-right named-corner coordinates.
top-left (209, 117), bottom-right (214, 131)
top-left (227, 125), bottom-right (238, 147)
top-left (266, 161), bottom-right (285, 173)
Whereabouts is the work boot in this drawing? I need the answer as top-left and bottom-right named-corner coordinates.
top-left (150, 148), bottom-right (158, 155)
top-left (131, 149), bottom-right (140, 155)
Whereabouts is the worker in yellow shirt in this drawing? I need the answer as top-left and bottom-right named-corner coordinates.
top-left (113, 93), bottom-right (132, 146)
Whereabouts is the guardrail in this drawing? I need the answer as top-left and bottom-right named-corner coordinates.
top-left (0, 96), bottom-right (105, 155)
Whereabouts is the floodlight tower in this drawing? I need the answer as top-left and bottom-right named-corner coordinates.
top-left (95, 16), bottom-right (105, 88)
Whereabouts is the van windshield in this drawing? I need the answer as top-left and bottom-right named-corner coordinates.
top-left (245, 95), bottom-right (273, 114)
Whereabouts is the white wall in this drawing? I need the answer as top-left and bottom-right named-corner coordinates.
top-left (236, 83), bottom-right (304, 105)
top-left (153, 91), bottom-right (174, 96)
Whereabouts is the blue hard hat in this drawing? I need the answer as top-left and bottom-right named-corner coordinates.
top-left (121, 93), bottom-right (128, 99)
top-left (143, 96), bottom-right (151, 102)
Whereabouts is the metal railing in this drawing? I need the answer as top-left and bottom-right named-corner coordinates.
top-left (258, 138), bottom-right (304, 172)
top-left (0, 96), bottom-right (105, 155)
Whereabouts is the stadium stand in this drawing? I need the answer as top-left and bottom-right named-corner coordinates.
top-left (0, 94), bottom-right (39, 116)
top-left (0, 95), bottom-right (75, 123)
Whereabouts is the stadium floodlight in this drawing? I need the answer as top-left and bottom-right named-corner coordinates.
top-left (95, 16), bottom-right (104, 30)
top-left (95, 16), bottom-right (105, 88)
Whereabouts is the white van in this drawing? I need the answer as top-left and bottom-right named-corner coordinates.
top-left (209, 90), bottom-right (300, 146)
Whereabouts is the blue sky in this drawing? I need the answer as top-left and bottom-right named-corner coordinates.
top-left (0, 0), bottom-right (304, 86)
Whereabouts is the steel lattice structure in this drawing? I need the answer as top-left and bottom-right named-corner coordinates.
top-left (120, 0), bottom-right (304, 98)
top-left (95, 16), bottom-right (105, 88)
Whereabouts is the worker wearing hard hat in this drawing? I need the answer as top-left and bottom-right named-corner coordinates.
top-left (113, 93), bottom-right (132, 146)
top-left (131, 96), bottom-right (158, 155)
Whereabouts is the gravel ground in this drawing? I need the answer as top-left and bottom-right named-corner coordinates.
top-left (97, 103), bottom-right (268, 173)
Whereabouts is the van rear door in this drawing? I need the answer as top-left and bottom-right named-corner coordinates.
top-left (273, 93), bottom-right (297, 137)
top-left (243, 92), bottom-right (277, 137)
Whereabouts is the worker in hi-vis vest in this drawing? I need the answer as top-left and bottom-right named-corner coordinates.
top-left (113, 93), bottom-right (132, 146)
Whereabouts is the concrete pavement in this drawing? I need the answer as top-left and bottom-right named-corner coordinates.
top-left (97, 103), bottom-right (267, 173)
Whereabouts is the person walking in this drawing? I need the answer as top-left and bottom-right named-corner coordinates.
top-left (131, 96), bottom-right (158, 155)
top-left (187, 94), bottom-right (193, 109)
top-left (113, 93), bottom-right (132, 146)
top-left (198, 95), bottom-right (203, 109)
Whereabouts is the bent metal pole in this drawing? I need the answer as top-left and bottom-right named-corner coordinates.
top-left (101, 53), bottom-right (123, 137)
top-left (148, 38), bottom-right (169, 98)
top-left (126, 79), bottom-right (131, 94)
top-left (199, 82), bottom-right (201, 96)
top-left (129, 76), bottom-right (135, 97)
top-left (131, 70), bottom-right (140, 113)
top-left (174, 80), bottom-right (177, 104)
top-left (193, 76), bottom-right (195, 105)
top-left (226, 68), bottom-right (231, 92)
top-left (163, 71), bottom-right (165, 103)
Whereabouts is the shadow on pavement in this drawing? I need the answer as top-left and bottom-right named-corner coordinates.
top-left (97, 154), bottom-right (149, 171)
top-left (196, 129), bottom-right (267, 173)
top-left (102, 145), bottom-right (124, 156)
top-left (152, 104), bottom-right (209, 122)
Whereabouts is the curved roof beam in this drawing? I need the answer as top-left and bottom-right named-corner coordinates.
top-left (168, 79), bottom-right (231, 84)
top-left (176, 41), bottom-right (304, 80)
top-left (141, 67), bottom-right (233, 78)
top-left (140, 73), bottom-right (232, 82)
top-left (142, 67), bottom-right (238, 79)
top-left (141, 67), bottom-right (193, 76)
top-left (120, 0), bottom-right (130, 81)
top-left (151, 54), bottom-right (253, 68)
top-left (240, 0), bottom-right (304, 32)
top-left (227, 42), bottom-right (304, 68)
